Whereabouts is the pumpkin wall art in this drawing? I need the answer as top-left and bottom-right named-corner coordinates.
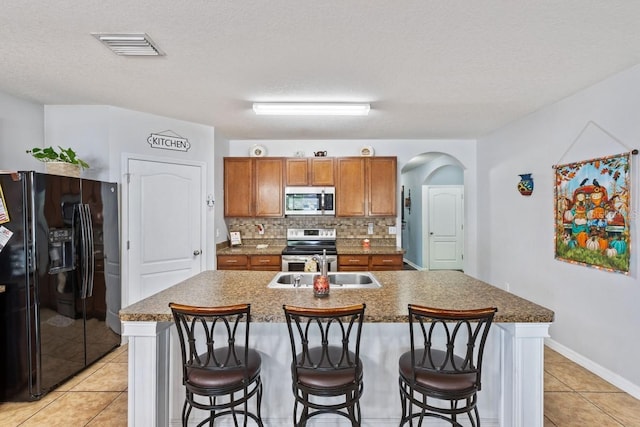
top-left (554, 152), bottom-right (631, 274)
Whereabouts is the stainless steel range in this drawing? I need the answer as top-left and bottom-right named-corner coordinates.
top-left (281, 228), bottom-right (338, 272)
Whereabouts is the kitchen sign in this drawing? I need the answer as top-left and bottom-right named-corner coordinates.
top-left (147, 131), bottom-right (191, 152)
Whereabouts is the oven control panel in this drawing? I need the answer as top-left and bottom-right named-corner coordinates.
top-left (287, 228), bottom-right (336, 240)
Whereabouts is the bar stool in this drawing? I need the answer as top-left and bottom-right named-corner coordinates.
top-left (169, 302), bottom-right (263, 427)
top-left (398, 304), bottom-right (497, 427)
top-left (283, 303), bottom-right (366, 426)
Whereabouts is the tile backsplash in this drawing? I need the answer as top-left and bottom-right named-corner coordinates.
top-left (225, 217), bottom-right (398, 245)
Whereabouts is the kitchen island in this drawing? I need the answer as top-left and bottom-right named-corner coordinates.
top-left (120, 270), bottom-right (554, 426)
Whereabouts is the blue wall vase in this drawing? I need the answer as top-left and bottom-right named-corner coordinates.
top-left (517, 173), bottom-right (534, 196)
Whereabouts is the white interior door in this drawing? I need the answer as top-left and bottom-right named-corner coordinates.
top-left (425, 186), bottom-right (464, 270)
top-left (124, 157), bottom-right (205, 304)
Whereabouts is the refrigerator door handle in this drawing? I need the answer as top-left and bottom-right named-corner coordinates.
top-left (73, 204), bottom-right (84, 299)
top-left (78, 204), bottom-right (90, 299)
top-left (84, 205), bottom-right (95, 298)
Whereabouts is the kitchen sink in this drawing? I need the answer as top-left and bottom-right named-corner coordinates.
top-left (268, 272), bottom-right (382, 289)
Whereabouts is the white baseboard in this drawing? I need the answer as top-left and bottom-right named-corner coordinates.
top-left (545, 338), bottom-right (640, 399)
top-left (179, 417), bottom-right (499, 426)
top-left (402, 258), bottom-right (425, 270)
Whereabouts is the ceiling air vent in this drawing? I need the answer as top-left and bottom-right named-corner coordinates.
top-left (92, 33), bottom-right (165, 56)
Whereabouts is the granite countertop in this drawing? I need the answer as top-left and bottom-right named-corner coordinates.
top-left (216, 245), bottom-right (285, 256)
top-left (120, 270), bottom-right (554, 324)
top-left (336, 244), bottom-right (405, 255)
top-left (216, 244), bottom-right (404, 256)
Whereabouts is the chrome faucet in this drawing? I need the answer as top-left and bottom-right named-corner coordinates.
top-left (294, 274), bottom-right (302, 288)
top-left (312, 249), bottom-right (329, 277)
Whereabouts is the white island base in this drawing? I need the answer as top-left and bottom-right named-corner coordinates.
top-left (123, 321), bottom-right (550, 427)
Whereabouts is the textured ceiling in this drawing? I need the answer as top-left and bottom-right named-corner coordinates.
top-left (1, 1), bottom-right (640, 140)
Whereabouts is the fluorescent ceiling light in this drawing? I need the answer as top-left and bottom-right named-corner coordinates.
top-left (92, 33), bottom-right (165, 56)
top-left (252, 103), bottom-right (370, 116)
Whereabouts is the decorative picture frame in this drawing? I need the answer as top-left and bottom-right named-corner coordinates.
top-left (554, 152), bottom-right (631, 274)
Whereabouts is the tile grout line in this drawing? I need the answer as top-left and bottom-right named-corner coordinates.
top-left (82, 390), bottom-right (125, 427)
top-left (7, 346), bottom-right (639, 426)
top-left (577, 391), bottom-right (635, 426)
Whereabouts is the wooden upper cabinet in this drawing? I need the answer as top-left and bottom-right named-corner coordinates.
top-left (336, 156), bottom-right (397, 217)
top-left (254, 158), bottom-right (284, 217)
top-left (286, 158), bottom-right (309, 186)
top-left (310, 158), bottom-right (335, 186)
top-left (336, 158), bottom-right (366, 216)
top-left (285, 158), bottom-right (335, 186)
top-left (224, 157), bottom-right (253, 217)
top-left (367, 157), bottom-right (397, 216)
top-left (224, 157), bottom-right (284, 217)
top-left (225, 155), bottom-right (394, 218)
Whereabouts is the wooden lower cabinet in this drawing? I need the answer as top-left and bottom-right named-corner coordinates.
top-left (338, 255), bottom-right (370, 271)
top-left (249, 255), bottom-right (281, 271)
top-left (219, 252), bottom-right (401, 271)
top-left (217, 255), bottom-right (248, 270)
top-left (338, 254), bottom-right (403, 271)
top-left (217, 254), bottom-right (282, 271)
top-left (369, 254), bottom-right (403, 271)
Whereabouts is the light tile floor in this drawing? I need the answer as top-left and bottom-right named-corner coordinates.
top-left (544, 347), bottom-right (640, 426)
top-left (1, 345), bottom-right (639, 426)
top-left (0, 345), bottom-right (128, 426)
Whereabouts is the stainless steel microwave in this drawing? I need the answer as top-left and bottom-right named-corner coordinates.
top-left (284, 186), bottom-right (335, 216)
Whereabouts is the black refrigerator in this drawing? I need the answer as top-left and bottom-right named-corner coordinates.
top-left (0, 171), bottom-right (121, 401)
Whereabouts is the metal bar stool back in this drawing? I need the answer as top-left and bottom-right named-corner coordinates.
top-left (283, 303), bottom-right (366, 427)
top-left (169, 302), bottom-right (263, 427)
top-left (398, 304), bottom-right (497, 427)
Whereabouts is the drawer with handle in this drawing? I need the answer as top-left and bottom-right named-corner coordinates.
top-left (217, 255), bottom-right (248, 270)
top-left (338, 255), bottom-right (370, 271)
top-left (250, 255), bottom-right (281, 271)
top-left (370, 254), bottom-right (403, 270)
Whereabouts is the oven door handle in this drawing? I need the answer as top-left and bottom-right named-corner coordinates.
top-left (283, 255), bottom-right (314, 262)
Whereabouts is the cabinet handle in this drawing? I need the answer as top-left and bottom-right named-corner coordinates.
top-left (349, 259), bottom-right (360, 263)
top-left (382, 259), bottom-right (393, 263)
top-left (259, 259), bottom-right (270, 263)
top-left (226, 259), bottom-right (238, 263)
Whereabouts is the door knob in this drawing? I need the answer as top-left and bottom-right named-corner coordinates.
top-left (193, 250), bottom-right (202, 256)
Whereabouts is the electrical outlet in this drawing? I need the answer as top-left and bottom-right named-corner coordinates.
top-left (388, 226), bottom-right (397, 235)
top-left (367, 223), bottom-right (374, 235)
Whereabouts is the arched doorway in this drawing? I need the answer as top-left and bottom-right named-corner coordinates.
top-left (400, 153), bottom-right (464, 270)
